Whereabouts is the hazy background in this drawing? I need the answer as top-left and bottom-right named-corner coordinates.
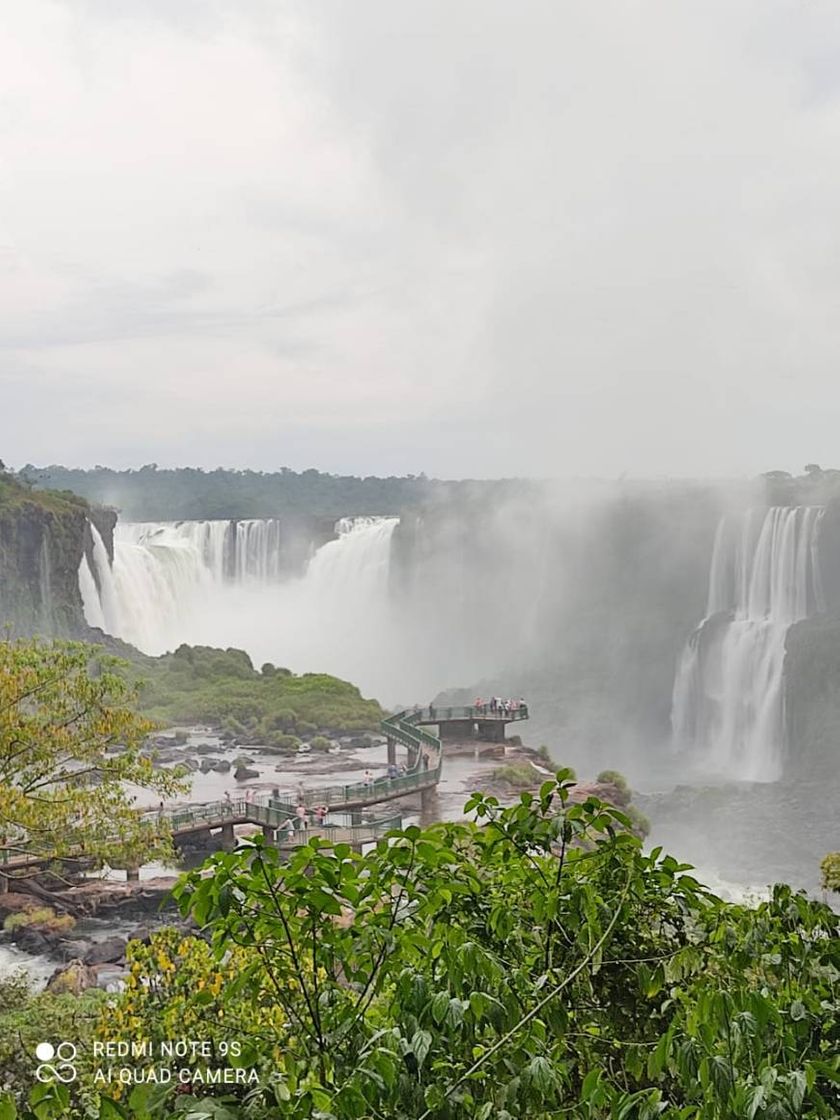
top-left (3, 0), bottom-right (840, 477)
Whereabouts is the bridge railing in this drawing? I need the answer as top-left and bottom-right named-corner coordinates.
top-left (411, 704), bottom-right (529, 722)
top-left (278, 813), bottom-right (404, 847)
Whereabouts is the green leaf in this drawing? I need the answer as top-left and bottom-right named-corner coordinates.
top-left (412, 1029), bottom-right (432, 1068)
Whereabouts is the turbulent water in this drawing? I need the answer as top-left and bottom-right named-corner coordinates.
top-left (671, 506), bottom-right (825, 781)
top-left (81, 517), bottom-right (401, 694)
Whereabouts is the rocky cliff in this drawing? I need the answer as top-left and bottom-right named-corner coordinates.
top-left (0, 472), bottom-right (114, 638)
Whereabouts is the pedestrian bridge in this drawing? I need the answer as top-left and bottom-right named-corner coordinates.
top-left (0, 701), bottom-right (528, 880)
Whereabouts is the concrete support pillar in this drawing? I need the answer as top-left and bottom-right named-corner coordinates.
top-left (126, 866), bottom-right (140, 882)
top-left (420, 787), bottom-right (439, 828)
top-left (221, 823), bottom-right (236, 851)
top-left (477, 720), bottom-right (507, 743)
top-left (407, 746), bottom-right (419, 771)
top-left (386, 737), bottom-right (396, 766)
top-left (262, 825), bottom-right (276, 843)
top-left (350, 808), bottom-right (362, 825)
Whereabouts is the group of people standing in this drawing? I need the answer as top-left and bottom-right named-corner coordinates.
top-left (474, 696), bottom-right (528, 717)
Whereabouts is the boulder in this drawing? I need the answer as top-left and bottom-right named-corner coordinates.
top-left (47, 960), bottom-right (98, 995)
top-left (234, 766), bottom-right (259, 781)
top-left (83, 936), bottom-right (127, 966)
top-left (94, 965), bottom-right (128, 992)
top-left (195, 743), bottom-right (218, 755)
top-left (212, 759), bottom-right (231, 772)
top-left (126, 925), bottom-right (152, 945)
top-left (14, 928), bottom-right (52, 955)
top-left (181, 758), bottom-right (200, 772)
top-left (56, 938), bottom-right (94, 962)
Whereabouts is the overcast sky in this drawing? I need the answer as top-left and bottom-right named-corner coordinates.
top-left (3, 1), bottom-right (840, 478)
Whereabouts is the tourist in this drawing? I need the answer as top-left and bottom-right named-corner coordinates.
top-left (364, 769), bottom-right (373, 786)
top-left (294, 803), bottom-right (307, 830)
top-left (422, 753), bottom-right (429, 771)
top-left (387, 762), bottom-right (399, 780)
top-left (519, 697), bottom-right (528, 717)
top-left (315, 805), bottom-right (327, 826)
top-left (285, 819), bottom-right (295, 842)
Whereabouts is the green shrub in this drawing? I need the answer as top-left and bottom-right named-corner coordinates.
top-left (4, 907), bottom-right (75, 934)
top-left (596, 769), bottom-right (631, 806)
top-left (821, 851), bottom-right (840, 893)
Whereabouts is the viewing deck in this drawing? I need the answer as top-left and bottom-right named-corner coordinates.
top-left (0, 699), bottom-right (527, 881)
top-left (408, 703), bottom-right (529, 742)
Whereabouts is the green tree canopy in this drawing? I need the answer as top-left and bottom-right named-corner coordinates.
top-left (0, 639), bottom-right (187, 880)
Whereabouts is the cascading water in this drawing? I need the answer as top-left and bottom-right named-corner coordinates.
top-left (79, 516), bottom-right (401, 695)
top-left (671, 506), bottom-right (825, 781)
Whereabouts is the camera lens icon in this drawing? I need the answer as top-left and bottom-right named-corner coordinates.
top-left (35, 1041), bottom-right (78, 1083)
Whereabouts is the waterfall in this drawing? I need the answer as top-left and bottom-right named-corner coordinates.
top-left (671, 506), bottom-right (824, 781)
top-left (37, 536), bottom-right (52, 631)
top-left (77, 517), bottom-right (400, 693)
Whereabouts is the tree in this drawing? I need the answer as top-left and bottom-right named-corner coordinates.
top-left (0, 639), bottom-right (187, 882)
top-left (43, 772), bottom-right (836, 1120)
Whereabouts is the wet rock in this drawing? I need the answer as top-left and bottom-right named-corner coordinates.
top-left (234, 766), bottom-right (259, 781)
top-left (127, 925), bottom-right (152, 944)
top-left (181, 758), bottom-right (200, 772)
top-left (47, 961), bottom-right (98, 994)
top-left (56, 938), bottom-right (94, 962)
top-left (83, 936), bottom-right (128, 965)
top-left (195, 743), bottom-right (218, 755)
top-left (212, 759), bottom-right (231, 772)
top-left (94, 965), bottom-right (128, 992)
top-left (199, 758), bottom-right (221, 773)
top-left (14, 928), bottom-right (51, 955)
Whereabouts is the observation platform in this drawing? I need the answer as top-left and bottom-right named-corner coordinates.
top-left (408, 703), bottom-right (529, 744)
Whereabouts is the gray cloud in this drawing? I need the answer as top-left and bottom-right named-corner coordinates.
top-left (3, 0), bottom-right (840, 477)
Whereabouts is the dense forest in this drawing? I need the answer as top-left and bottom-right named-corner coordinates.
top-left (20, 465), bottom-right (531, 521)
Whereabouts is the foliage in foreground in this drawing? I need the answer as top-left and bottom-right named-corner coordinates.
top-left (821, 851), bottom-right (840, 893)
top-left (130, 644), bottom-right (385, 735)
top-left (6, 773), bottom-right (836, 1120)
top-left (0, 972), bottom-right (106, 1102)
top-left (0, 639), bottom-right (187, 877)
